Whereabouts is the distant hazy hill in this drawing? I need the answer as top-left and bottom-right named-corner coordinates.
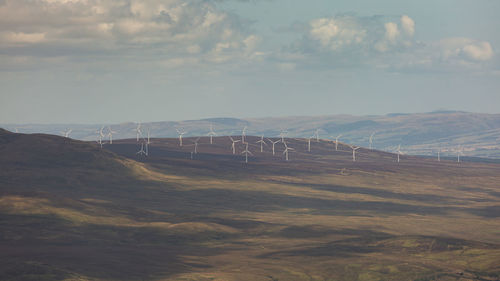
top-left (3, 111), bottom-right (500, 158)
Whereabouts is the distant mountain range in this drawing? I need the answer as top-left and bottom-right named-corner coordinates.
top-left (3, 111), bottom-right (500, 158)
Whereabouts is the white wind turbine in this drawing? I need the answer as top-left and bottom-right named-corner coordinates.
top-left (437, 148), bottom-right (441, 162)
top-left (207, 124), bottom-right (217, 144)
top-left (15, 128), bottom-right (19, 133)
top-left (137, 142), bottom-right (147, 156)
top-left (369, 132), bottom-right (375, 150)
top-left (332, 134), bottom-right (343, 151)
top-left (229, 136), bottom-right (241, 154)
top-left (241, 126), bottom-right (248, 144)
top-left (146, 128), bottom-right (151, 145)
top-left (241, 143), bottom-right (253, 163)
top-left (456, 146), bottom-right (464, 163)
top-left (135, 123), bottom-right (142, 142)
top-left (279, 129), bottom-right (288, 143)
top-left (283, 142), bottom-right (294, 161)
top-left (314, 129), bottom-right (321, 142)
top-left (96, 126), bottom-right (106, 148)
top-left (396, 144), bottom-right (402, 163)
top-left (267, 138), bottom-right (281, 155)
top-left (192, 137), bottom-right (200, 154)
top-left (61, 129), bottom-right (72, 138)
top-left (107, 126), bottom-right (117, 144)
top-left (349, 145), bottom-right (360, 162)
top-left (256, 135), bottom-right (267, 152)
top-left (176, 128), bottom-right (187, 147)
top-left (307, 136), bottom-right (313, 152)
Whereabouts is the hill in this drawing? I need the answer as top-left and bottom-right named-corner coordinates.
top-left (0, 131), bottom-right (499, 280)
top-left (4, 111), bottom-right (500, 158)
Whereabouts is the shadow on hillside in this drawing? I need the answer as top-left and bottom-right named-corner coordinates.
top-left (0, 213), bottom-right (230, 280)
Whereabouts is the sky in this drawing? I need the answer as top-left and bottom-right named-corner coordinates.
top-left (0, 0), bottom-right (499, 124)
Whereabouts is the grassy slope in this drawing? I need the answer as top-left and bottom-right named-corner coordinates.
top-left (0, 130), bottom-right (499, 281)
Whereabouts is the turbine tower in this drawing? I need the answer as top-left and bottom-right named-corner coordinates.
top-left (334, 134), bottom-right (342, 151)
top-left (283, 142), bottom-right (294, 161)
top-left (369, 132), bottom-right (375, 150)
top-left (314, 129), bottom-right (320, 142)
top-left (241, 143), bottom-right (253, 163)
top-left (397, 144), bottom-right (402, 163)
top-left (307, 136), bottom-right (313, 152)
top-left (107, 126), bottom-right (117, 144)
top-left (176, 128), bottom-right (187, 147)
top-left (456, 146), bottom-right (463, 163)
top-left (349, 145), bottom-right (360, 162)
top-left (192, 137), bottom-right (200, 154)
top-left (279, 129), bottom-right (288, 143)
top-left (96, 126), bottom-right (106, 148)
top-left (146, 128), bottom-right (151, 145)
top-left (207, 124), bottom-right (217, 144)
top-left (135, 123), bottom-right (142, 142)
top-left (267, 138), bottom-right (281, 155)
top-left (241, 126), bottom-right (248, 144)
top-left (229, 136), bottom-right (241, 154)
top-left (256, 136), bottom-right (267, 152)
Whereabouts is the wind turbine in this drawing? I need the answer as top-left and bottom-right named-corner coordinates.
top-left (241, 143), bottom-right (253, 163)
top-left (229, 136), bottom-right (241, 154)
top-left (14, 128), bottom-right (19, 133)
top-left (283, 142), bottom-right (294, 161)
top-left (241, 126), bottom-right (248, 144)
top-left (146, 128), bottom-right (151, 145)
top-left (96, 126), bottom-right (106, 148)
top-left (176, 128), bottom-right (187, 146)
top-left (334, 134), bottom-right (343, 151)
top-left (137, 142), bottom-right (147, 156)
top-left (207, 124), bottom-right (217, 144)
top-left (349, 145), bottom-right (360, 162)
top-left (456, 146), bottom-right (463, 163)
top-left (61, 129), bottom-right (72, 138)
top-left (307, 136), bottom-right (313, 152)
top-left (437, 148), bottom-right (441, 162)
top-left (192, 137), bottom-right (201, 154)
top-left (396, 144), bottom-right (402, 163)
top-left (267, 138), bottom-right (281, 155)
top-left (279, 129), bottom-right (288, 143)
top-left (107, 126), bottom-right (117, 144)
top-left (369, 132), bottom-right (375, 150)
top-left (135, 123), bottom-right (142, 142)
top-left (256, 136), bottom-right (267, 152)
top-left (314, 129), bottom-right (321, 142)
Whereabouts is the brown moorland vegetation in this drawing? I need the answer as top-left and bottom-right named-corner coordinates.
top-left (1, 129), bottom-right (499, 281)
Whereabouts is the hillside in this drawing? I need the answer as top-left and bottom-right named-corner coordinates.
top-left (0, 131), bottom-right (500, 280)
top-left (4, 111), bottom-right (500, 158)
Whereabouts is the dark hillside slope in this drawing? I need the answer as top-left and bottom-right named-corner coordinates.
top-left (0, 131), bottom-right (499, 281)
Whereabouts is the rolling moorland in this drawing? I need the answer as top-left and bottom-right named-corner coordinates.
top-left (4, 111), bottom-right (500, 158)
top-left (1, 128), bottom-right (500, 281)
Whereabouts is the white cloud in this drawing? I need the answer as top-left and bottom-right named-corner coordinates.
top-left (463, 41), bottom-right (493, 61)
top-left (308, 17), bottom-right (366, 51)
top-left (384, 22), bottom-right (399, 42)
top-left (401, 15), bottom-right (415, 37)
top-left (0, 0), bottom-right (260, 69)
top-left (284, 14), bottom-right (495, 72)
top-left (437, 38), bottom-right (494, 62)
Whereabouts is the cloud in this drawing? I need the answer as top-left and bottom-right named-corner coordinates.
top-left (281, 14), bottom-right (495, 72)
top-left (0, 0), bottom-right (260, 70)
top-left (400, 15), bottom-right (415, 37)
top-left (437, 38), bottom-right (494, 62)
top-left (308, 17), bottom-right (366, 51)
top-left (463, 41), bottom-right (493, 61)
